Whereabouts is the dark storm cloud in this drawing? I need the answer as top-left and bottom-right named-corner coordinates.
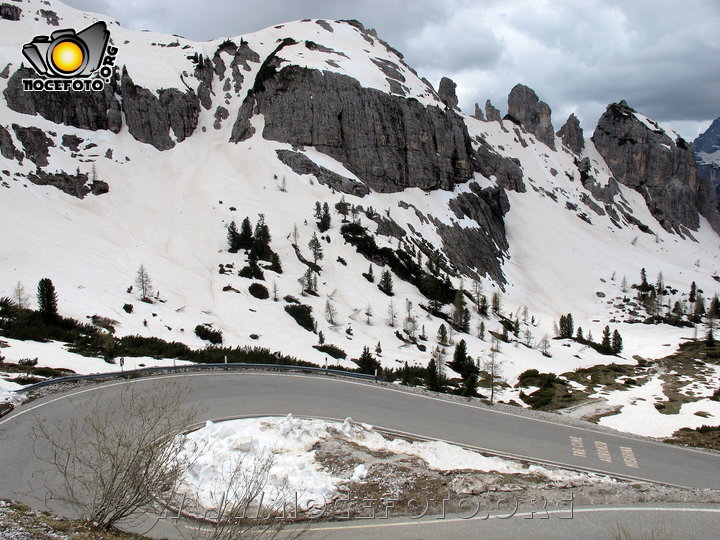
top-left (63, 0), bottom-right (719, 139)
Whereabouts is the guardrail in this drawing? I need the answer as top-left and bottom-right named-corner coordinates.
top-left (16, 362), bottom-right (377, 394)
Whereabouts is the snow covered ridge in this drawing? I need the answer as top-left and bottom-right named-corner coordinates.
top-left (174, 414), bottom-right (612, 515)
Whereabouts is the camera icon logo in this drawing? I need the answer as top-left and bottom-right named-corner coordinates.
top-left (22, 21), bottom-right (110, 78)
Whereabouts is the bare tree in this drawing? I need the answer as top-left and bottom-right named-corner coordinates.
top-left (539, 334), bottom-right (551, 357)
top-left (135, 264), bottom-right (154, 301)
top-left (12, 281), bottom-right (30, 308)
top-left (364, 303), bottom-right (373, 325)
top-left (31, 382), bottom-right (199, 531)
top-left (483, 350), bottom-right (503, 403)
top-left (387, 300), bottom-right (397, 327)
top-left (325, 299), bottom-right (337, 325)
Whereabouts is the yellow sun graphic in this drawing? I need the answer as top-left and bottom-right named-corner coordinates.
top-left (51, 41), bottom-right (84, 73)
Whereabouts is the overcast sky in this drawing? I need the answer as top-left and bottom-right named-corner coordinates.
top-left (64, 0), bottom-right (720, 140)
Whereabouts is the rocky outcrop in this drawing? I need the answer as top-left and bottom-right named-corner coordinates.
top-left (27, 169), bottom-right (109, 198)
top-left (693, 117), bottom-right (720, 156)
top-left (4, 68), bottom-right (122, 133)
top-left (593, 101), bottom-right (720, 233)
top-left (276, 149), bottom-right (370, 196)
top-left (506, 84), bottom-right (555, 149)
top-left (472, 103), bottom-right (484, 121)
top-left (232, 64), bottom-right (475, 193)
top-left (120, 68), bottom-right (200, 151)
top-left (12, 124), bottom-right (53, 166)
top-left (485, 99), bottom-right (501, 122)
top-left (436, 183), bottom-right (510, 283)
top-left (0, 3), bottom-right (21, 21)
top-left (694, 117), bottom-right (720, 212)
top-left (438, 77), bottom-right (459, 110)
top-left (0, 124), bottom-right (22, 161)
top-left (212, 39), bottom-right (261, 92)
top-left (557, 113), bottom-right (584, 154)
top-left (474, 137), bottom-right (525, 192)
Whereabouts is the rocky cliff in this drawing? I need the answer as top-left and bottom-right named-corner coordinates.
top-left (506, 84), bottom-right (556, 149)
top-left (557, 113), bottom-right (584, 154)
top-left (593, 101), bottom-right (720, 233)
top-left (231, 63), bottom-right (475, 193)
top-left (694, 117), bottom-right (720, 211)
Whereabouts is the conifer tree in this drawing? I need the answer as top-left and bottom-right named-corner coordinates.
top-left (318, 202), bottom-right (331, 232)
top-left (308, 233), bottom-right (323, 264)
top-left (437, 324), bottom-right (448, 346)
top-left (690, 281), bottom-right (697, 303)
top-left (477, 320), bottom-right (486, 341)
top-left (694, 294), bottom-right (706, 322)
top-left (238, 217), bottom-right (253, 250)
top-left (451, 339), bottom-right (470, 378)
top-left (375, 342), bottom-right (382, 355)
top-left (314, 201), bottom-right (322, 220)
top-left (37, 278), bottom-right (58, 319)
top-left (378, 270), bottom-right (394, 296)
top-left (134, 265), bottom-right (153, 301)
top-left (426, 357), bottom-right (440, 391)
top-left (461, 372), bottom-right (478, 397)
top-left (491, 292), bottom-right (501, 314)
top-left (226, 221), bottom-right (241, 252)
top-left (358, 346), bottom-right (378, 375)
top-left (253, 217), bottom-right (272, 260)
top-left (611, 329), bottom-right (623, 354)
top-left (576, 327), bottom-right (584, 342)
top-left (602, 325), bottom-right (612, 350)
top-left (269, 253), bottom-right (283, 274)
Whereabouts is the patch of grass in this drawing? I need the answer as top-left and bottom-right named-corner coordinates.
top-left (665, 424), bottom-right (720, 451)
top-left (313, 344), bottom-right (347, 359)
top-left (284, 304), bottom-right (315, 332)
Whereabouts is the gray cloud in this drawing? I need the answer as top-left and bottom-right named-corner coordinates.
top-left (63, 0), bottom-right (719, 140)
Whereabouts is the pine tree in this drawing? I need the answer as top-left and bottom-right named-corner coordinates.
top-left (358, 346), bottom-right (378, 375)
top-left (318, 202), bottom-right (331, 232)
top-left (710, 295), bottom-right (720, 318)
top-left (461, 372), bottom-right (478, 397)
top-left (451, 339), bottom-right (469, 378)
top-left (366, 264), bottom-right (375, 282)
top-left (479, 295), bottom-right (489, 317)
top-left (640, 268), bottom-right (649, 290)
top-left (135, 265), bottom-right (153, 301)
top-left (426, 357), bottom-right (440, 391)
top-left (706, 323), bottom-right (716, 347)
top-left (477, 320), bottom-right (485, 341)
top-left (308, 233), bottom-right (323, 264)
top-left (253, 217), bottom-right (272, 260)
top-left (656, 272), bottom-right (665, 294)
top-left (452, 290), bottom-right (467, 330)
top-left (375, 342), bottom-right (382, 355)
top-left (437, 324), bottom-right (448, 346)
top-left (602, 325), bottom-right (612, 351)
top-left (689, 281), bottom-right (697, 303)
top-left (491, 292), bottom-right (501, 314)
top-left (576, 327), bottom-right (584, 342)
top-left (336, 196), bottom-right (350, 223)
top-left (565, 314), bottom-right (574, 339)
top-left (314, 201), bottom-right (322, 220)
top-left (238, 217), bottom-right (253, 250)
top-left (611, 329), bottom-right (623, 354)
top-left (37, 278), bottom-right (58, 319)
top-left (378, 270), bottom-right (394, 296)
top-left (226, 220), bottom-right (241, 252)
top-left (318, 331), bottom-right (325, 345)
top-left (269, 253), bottom-right (283, 274)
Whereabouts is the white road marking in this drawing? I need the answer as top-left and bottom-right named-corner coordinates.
top-left (595, 441), bottom-right (612, 463)
top-left (570, 436), bottom-right (586, 457)
top-left (620, 446), bottom-right (639, 468)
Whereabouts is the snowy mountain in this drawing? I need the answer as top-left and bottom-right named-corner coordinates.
top-left (2, 0), bottom-right (720, 436)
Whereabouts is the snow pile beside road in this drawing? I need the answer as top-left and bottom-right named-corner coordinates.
top-left (176, 414), bottom-right (610, 512)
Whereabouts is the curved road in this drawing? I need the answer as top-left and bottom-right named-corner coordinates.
top-left (1, 372), bottom-right (719, 537)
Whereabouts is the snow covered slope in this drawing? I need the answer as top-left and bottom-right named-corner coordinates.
top-left (1, 0), bottom-right (719, 436)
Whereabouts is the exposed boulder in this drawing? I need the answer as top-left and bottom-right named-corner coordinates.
top-left (120, 68), bottom-right (200, 151)
top-left (506, 84), bottom-right (555, 149)
top-left (438, 77), bottom-right (459, 110)
top-left (276, 149), bottom-right (370, 196)
top-left (593, 100), bottom-right (720, 233)
top-left (232, 64), bottom-right (475, 193)
top-left (12, 124), bottom-right (53, 166)
top-left (4, 68), bottom-right (122, 133)
top-left (27, 169), bottom-right (108, 199)
top-left (557, 113), bottom-right (584, 154)
top-left (485, 99), bottom-right (501, 122)
top-left (0, 124), bottom-right (22, 161)
top-left (0, 3), bottom-right (21, 21)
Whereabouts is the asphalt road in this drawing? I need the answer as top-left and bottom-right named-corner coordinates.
top-left (1, 372), bottom-right (719, 538)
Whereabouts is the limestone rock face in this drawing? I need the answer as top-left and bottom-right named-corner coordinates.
top-left (0, 124), bottom-right (22, 161)
top-left (438, 77), bottom-right (459, 110)
top-left (0, 3), bottom-right (21, 21)
top-left (4, 68), bottom-right (122, 133)
top-left (232, 64), bottom-right (475, 193)
top-left (593, 101), bottom-right (720, 233)
top-left (472, 103), bottom-right (484, 121)
top-left (506, 84), bottom-right (555, 149)
top-left (557, 113), bottom-right (584, 154)
top-left (120, 68), bottom-right (200, 151)
top-left (12, 124), bottom-right (53, 166)
top-left (485, 99), bottom-right (501, 122)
